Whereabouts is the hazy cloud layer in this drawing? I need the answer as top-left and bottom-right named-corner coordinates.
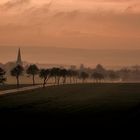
top-left (0, 0), bottom-right (140, 50)
top-left (0, 0), bottom-right (30, 11)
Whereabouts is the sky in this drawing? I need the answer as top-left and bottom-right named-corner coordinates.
top-left (0, 0), bottom-right (140, 65)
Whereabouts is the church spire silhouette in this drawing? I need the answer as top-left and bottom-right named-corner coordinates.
top-left (16, 48), bottom-right (23, 66)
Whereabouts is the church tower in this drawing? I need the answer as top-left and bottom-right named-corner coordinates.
top-left (16, 48), bottom-right (23, 66)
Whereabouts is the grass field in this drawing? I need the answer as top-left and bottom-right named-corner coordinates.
top-left (0, 83), bottom-right (140, 128)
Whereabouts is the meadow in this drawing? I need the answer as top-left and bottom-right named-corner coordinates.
top-left (0, 83), bottom-right (140, 128)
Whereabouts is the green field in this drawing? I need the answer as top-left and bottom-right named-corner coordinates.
top-left (0, 83), bottom-right (140, 128)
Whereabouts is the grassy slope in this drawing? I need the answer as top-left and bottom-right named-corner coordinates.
top-left (0, 83), bottom-right (140, 128)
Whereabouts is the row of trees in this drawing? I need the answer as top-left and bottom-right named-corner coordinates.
top-left (0, 64), bottom-right (122, 88)
top-left (0, 64), bottom-right (91, 88)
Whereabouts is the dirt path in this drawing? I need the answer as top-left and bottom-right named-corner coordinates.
top-left (0, 85), bottom-right (43, 96)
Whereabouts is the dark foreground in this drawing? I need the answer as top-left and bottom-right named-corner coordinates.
top-left (1, 83), bottom-right (140, 129)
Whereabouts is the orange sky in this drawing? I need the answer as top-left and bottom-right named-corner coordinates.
top-left (0, 0), bottom-right (140, 49)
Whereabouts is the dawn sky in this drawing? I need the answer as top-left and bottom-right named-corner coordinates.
top-left (0, 0), bottom-right (140, 64)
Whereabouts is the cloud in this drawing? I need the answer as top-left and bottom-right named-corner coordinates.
top-left (0, 0), bottom-right (140, 49)
top-left (125, 3), bottom-right (140, 13)
top-left (53, 10), bottom-right (80, 20)
top-left (0, 0), bottom-right (30, 10)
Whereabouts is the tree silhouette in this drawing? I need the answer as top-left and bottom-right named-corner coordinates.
top-left (60, 69), bottom-right (68, 84)
top-left (0, 67), bottom-right (6, 85)
top-left (67, 70), bottom-right (79, 84)
top-left (26, 64), bottom-right (39, 85)
top-left (11, 65), bottom-right (24, 88)
top-left (72, 70), bottom-right (79, 84)
top-left (39, 69), bottom-right (50, 87)
top-left (108, 70), bottom-right (119, 82)
top-left (91, 72), bottom-right (104, 83)
top-left (67, 69), bottom-right (73, 84)
top-left (79, 72), bottom-right (89, 83)
top-left (94, 64), bottom-right (107, 79)
top-left (118, 68), bottom-right (130, 82)
top-left (55, 68), bottom-right (61, 85)
top-left (50, 68), bottom-right (59, 85)
top-left (95, 64), bottom-right (106, 72)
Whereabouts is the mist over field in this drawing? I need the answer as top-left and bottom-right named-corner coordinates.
top-left (0, 46), bottom-right (140, 68)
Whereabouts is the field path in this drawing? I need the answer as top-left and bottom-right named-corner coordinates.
top-left (0, 83), bottom-right (73, 96)
top-left (0, 85), bottom-right (44, 96)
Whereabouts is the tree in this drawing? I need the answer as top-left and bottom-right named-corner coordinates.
top-left (26, 64), bottom-right (39, 85)
top-left (50, 68), bottom-right (59, 84)
top-left (11, 65), bottom-right (24, 87)
top-left (71, 70), bottom-right (79, 84)
top-left (67, 69), bottom-right (73, 84)
top-left (118, 68), bottom-right (131, 82)
top-left (108, 70), bottom-right (119, 82)
top-left (95, 64), bottom-right (106, 72)
top-left (79, 72), bottom-right (89, 83)
top-left (39, 69), bottom-right (50, 87)
top-left (60, 69), bottom-right (68, 84)
top-left (91, 72), bottom-right (104, 83)
top-left (94, 64), bottom-right (107, 79)
top-left (0, 67), bottom-right (6, 85)
top-left (55, 68), bottom-right (61, 85)
top-left (66, 69), bottom-right (79, 84)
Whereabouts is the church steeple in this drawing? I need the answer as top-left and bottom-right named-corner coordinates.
top-left (16, 48), bottom-right (23, 66)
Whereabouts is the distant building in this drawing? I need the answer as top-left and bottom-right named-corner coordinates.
top-left (16, 48), bottom-right (23, 66)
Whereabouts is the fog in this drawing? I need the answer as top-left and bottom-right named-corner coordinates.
top-left (0, 46), bottom-right (140, 68)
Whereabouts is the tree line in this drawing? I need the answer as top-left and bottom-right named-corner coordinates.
top-left (0, 64), bottom-right (91, 88)
top-left (1, 64), bottom-right (140, 88)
